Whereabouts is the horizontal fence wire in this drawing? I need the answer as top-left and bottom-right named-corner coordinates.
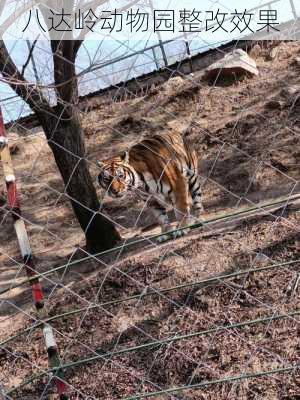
top-left (1, 13), bottom-right (300, 398)
top-left (1, 258), bottom-right (299, 351)
top-left (123, 364), bottom-right (300, 400)
top-left (1, 193), bottom-right (299, 298)
top-left (6, 309), bottom-right (300, 396)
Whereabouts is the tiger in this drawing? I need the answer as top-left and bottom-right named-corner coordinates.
top-left (97, 131), bottom-right (204, 241)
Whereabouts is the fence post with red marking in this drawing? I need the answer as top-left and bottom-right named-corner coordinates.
top-left (0, 107), bottom-right (68, 400)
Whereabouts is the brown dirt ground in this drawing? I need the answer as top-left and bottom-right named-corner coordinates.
top-left (0, 41), bottom-right (300, 399)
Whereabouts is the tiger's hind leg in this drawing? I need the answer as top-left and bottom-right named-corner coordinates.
top-left (171, 176), bottom-right (193, 240)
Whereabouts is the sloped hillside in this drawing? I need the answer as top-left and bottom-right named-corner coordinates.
top-left (0, 41), bottom-right (300, 399)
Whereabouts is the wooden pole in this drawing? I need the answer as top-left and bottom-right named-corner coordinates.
top-left (0, 108), bottom-right (68, 400)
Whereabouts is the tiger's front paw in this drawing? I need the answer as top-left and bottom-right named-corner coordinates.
top-left (188, 214), bottom-right (204, 228)
top-left (156, 234), bottom-right (172, 243)
top-left (156, 225), bottom-right (177, 243)
top-left (172, 227), bottom-right (190, 239)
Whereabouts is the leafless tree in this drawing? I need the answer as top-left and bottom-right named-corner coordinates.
top-left (0, 0), bottom-right (137, 252)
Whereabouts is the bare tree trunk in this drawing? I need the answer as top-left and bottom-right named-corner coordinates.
top-left (0, 40), bottom-right (121, 253)
top-left (40, 112), bottom-right (121, 252)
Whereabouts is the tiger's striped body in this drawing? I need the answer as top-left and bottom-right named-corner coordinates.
top-left (97, 132), bottom-right (203, 240)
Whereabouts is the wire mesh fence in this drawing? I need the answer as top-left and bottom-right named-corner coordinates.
top-left (0, 3), bottom-right (300, 398)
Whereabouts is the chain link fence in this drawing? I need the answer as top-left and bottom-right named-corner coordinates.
top-left (0, 2), bottom-right (300, 399)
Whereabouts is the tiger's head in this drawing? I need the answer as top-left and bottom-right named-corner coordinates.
top-left (97, 152), bottom-right (134, 198)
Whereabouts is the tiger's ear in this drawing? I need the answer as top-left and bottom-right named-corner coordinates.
top-left (97, 161), bottom-right (104, 168)
top-left (121, 151), bottom-right (129, 164)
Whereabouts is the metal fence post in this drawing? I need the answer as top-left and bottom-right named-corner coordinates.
top-left (148, 0), bottom-right (168, 67)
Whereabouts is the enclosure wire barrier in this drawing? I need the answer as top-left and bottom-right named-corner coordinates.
top-left (0, 12), bottom-right (300, 400)
top-left (1, 64), bottom-right (298, 398)
top-left (1, 86), bottom-right (298, 398)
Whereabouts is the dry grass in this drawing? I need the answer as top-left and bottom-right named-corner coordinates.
top-left (0, 41), bottom-right (300, 399)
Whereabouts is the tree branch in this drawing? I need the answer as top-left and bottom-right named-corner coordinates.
top-left (0, 40), bottom-right (51, 116)
top-left (21, 37), bottom-right (39, 78)
top-left (0, 0), bottom-right (39, 37)
top-left (73, 0), bottom-right (140, 57)
top-left (0, 0), bottom-right (6, 18)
